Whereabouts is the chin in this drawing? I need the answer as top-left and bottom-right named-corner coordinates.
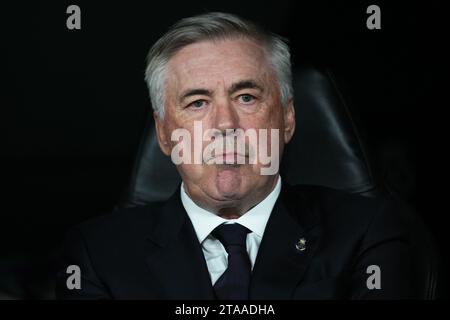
top-left (214, 180), bottom-right (242, 199)
top-left (212, 167), bottom-right (244, 199)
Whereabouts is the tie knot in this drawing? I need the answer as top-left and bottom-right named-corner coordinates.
top-left (212, 223), bottom-right (251, 249)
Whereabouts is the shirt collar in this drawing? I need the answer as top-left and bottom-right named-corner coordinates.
top-left (181, 176), bottom-right (282, 244)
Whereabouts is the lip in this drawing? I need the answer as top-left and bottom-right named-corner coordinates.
top-left (205, 153), bottom-right (248, 163)
top-left (219, 153), bottom-right (247, 157)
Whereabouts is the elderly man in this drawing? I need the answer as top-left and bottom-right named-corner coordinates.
top-left (56, 12), bottom-right (414, 299)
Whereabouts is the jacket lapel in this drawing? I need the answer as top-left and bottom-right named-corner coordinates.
top-left (250, 185), bottom-right (322, 299)
top-left (144, 188), bottom-right (215, 299)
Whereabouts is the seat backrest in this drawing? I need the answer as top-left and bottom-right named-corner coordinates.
top-left (280, 66), bottom-right (376, 194)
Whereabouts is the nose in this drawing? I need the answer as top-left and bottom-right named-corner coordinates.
top-left (214, 97), bottom-right (239, 133)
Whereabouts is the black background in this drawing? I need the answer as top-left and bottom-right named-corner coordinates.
top-left (0, 0), bottom-right (446, 299)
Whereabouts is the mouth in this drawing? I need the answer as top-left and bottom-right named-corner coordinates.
top-left (205, 152), bottom-right (248, 164)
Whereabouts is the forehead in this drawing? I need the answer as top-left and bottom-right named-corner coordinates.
top-left (165, 38), bottom-right (274, 92)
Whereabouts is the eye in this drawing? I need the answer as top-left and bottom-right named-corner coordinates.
top-left (238, 94), bottom-right (256, 104)
top-left (188, 100), bottom-right (207, 109)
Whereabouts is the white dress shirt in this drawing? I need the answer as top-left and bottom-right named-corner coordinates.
top-left (180, 176), bottom-right (282, 285)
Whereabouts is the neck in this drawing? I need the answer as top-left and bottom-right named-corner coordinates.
top-left (184, 175), bottom-right (279, 218)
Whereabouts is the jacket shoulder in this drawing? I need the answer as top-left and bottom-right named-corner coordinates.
top-left (285, 184), bottom-right (387, 210)
top-left (71, 202), bottom-right (166, 244)
top-left (284, 184), bottom-right (403, 232)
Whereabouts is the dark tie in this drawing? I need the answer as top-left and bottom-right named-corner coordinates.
top-left (212, 223), bottom-right (252, 300)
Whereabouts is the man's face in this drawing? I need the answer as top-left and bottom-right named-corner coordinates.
top-left (155, 38), bottom-right (295, 214)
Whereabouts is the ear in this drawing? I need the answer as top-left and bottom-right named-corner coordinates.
top-left (283, 98), bottom-right (296, 144)
top-left (153, 112), bottom-right (171, 156)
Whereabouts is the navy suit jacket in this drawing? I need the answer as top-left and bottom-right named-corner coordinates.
top-left (56, 184), bottom-right (414, 299)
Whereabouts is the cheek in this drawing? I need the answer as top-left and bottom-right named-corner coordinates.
top-left (179, 165), bottom-right (223, 190)
top-left (269, 106), bottom-right (285, 131)
top-left (163, 117), bottom-right (191, 143)
top-left (178, 163), bottom-right (207, 183)
top-left (241, 103), bottom-right (282, 130)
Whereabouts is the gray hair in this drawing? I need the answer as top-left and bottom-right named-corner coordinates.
top-left (144, 12), bottom-right (293, 119)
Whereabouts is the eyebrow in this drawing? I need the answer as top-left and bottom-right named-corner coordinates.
top-left (228, 80), bottom-right (264, 95)
top-left (179, 88), bottom-right (213, 103)
top-left (179, 79), bottom-right (264, 103)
